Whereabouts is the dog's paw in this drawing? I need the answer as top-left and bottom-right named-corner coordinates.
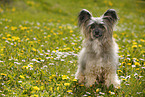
top-left (77, 75), bottom-right (85, 83)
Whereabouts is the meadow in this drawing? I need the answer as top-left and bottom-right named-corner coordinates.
top-left (0, 0), bottom-right (144, 96)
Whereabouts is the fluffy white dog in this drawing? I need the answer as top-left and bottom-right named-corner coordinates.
top-left (75, 9), bottom-right (120, 88)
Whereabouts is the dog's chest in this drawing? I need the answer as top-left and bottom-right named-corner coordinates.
top-left (84, 46), bottom-right (115, 69)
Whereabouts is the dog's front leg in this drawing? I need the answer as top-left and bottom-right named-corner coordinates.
top-left (105, 72), bottom-right (120, 88)
top-left (85, 74), bottom-right (96, 87)
top-left (75, 66), bottom-right (85, 83)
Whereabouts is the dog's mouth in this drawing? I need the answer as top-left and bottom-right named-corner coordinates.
top-left (91, 29), bottom-right (102, 39)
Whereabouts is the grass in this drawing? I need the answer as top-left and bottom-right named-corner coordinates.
top-left (0, 0), bottom-right (145, 96)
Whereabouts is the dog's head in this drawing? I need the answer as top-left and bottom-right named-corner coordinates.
top-left (78, 9), bottom-right (118, 40)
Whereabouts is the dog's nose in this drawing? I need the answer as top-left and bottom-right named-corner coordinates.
top-left (94, 30), bottom-right (99, 35)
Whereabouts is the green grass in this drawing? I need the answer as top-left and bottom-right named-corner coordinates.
top-left (0, 0), bottom-right (145, 96)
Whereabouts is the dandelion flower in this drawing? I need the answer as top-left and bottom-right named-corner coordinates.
top-left (72, 79), bottom-right (77, 82)
top-left (32, 86), bottom-right (40, 91)
top-left (121, 78), bottom-right (127, 81)
top-left (135, 62), bottom-right (140, 66)
top-left (67, 90), bottom-right (72, 93)
top-left (19, 75), bottom-right (25, 79)
top-left (132, 45), bottom-right (137, 49)
top-left (127, 63), bottom-right (131, 65)
top-left (108, 1), bottom-right (113, 6)
top-left (1, 73), bottom-right (7, 76)
top-left (96, 88), bottom-right (100, 92)
top-left (64, 83), bottom-right (70, 86)
top-left (79, 84), bottom-right (84, 86)
top-left (62, 75), bottom-right (68, 80)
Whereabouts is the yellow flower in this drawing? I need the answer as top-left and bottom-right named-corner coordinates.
top-left (124, 59), bottom-right (128, 62)
top-left (1, 54), bottom-right (4, 56)
top-left (138, 45), bottom-right (142, 47)
top-left (133, 58), bottom-right (139, 61)
top-left (56, 87), bottom-right (59, 91)
top-left (32, 86), bottom-right (40, 91)
top-left (67, 90), bottom-right (72, 93)
top-left (12, 7), bottom-right (16, 12)
top-left (108, 1), bottom-right (113, 6)
top-left (136, 68), bottom-right (139, 70)
top-left (127, 63), bottom-right (131, 65)
top-left (18, 40), bottom-right (21, 42)
top-left (7, 38), bottom-right (12, 41)
top-left (58, 48), bottom-right (62, 51)
top-left (1, 49), bottom-right (3, 51)
top-left (1, 73), bottom-right (7, 76)
top-left (63, 47), bottom-right (70, 50)
top-left (122, 62), bottom-right (126, 65)
top-left (108, 91), bottom-right (111, 94)
top-left (7, 34), bottom-right (11, 37)
top-left (120, 55), bottom-right (123, 57)
top-left (50, 30), bottom-right (53, 33)
top-left (20, 26), bottom-right (27, 30)
top-left (19, 75), bottom-right (25, 79)
top-left (62, 75), bottom-right (68, 80)
top-left (121, 78), bottom-right (127, 81)
top-left (113, 34), bottom-right (117, 38)
top-left (64, 83), bottom-right (70, 86)
top-left (96, 88), bottom-right (100, 92)
top-left (70, 30), bottom-right (73, 33)
top-left (135, 62), bottom-right (140, 66)
top-left (2, 37), bottom-right (6, 39)
top-left (52, 75), bottom-right (56, 77)
top-left (32, 48), bottom-right (37, 52)
top-left (22, 66), bottom-right (28, 69)
top-left (12, 36), bottom-right (20, 41)
top-left (49, 76), bottom-right (53, 79)
top-left (29, 65), bottom-right (33, 67)
top-left (48, 35), bottom-right (51, 37)
top-left (140, 39), bottom-right (144, 42)
top-left (11, 26), bottom-right (17, 30)
top-left (37, 58), bottom-right (41, 61)
top-left (53, 33), bottom-right (57, 35)
top-left (133, 42), bottom-right (137, 45)
top-left (26, 38), bottom-right (29, 41)
top-left (59, 26), bottom-right (62, 29)
top-left (72, 79), bottom-right (77, 82)
top-left (117, 70), bottom-right (122, 73)
top-left (49, 87), bottom-right (53, 91)
top-left (132, 45), bottom-right (137, 49)
top-left (79, 84), bottom-right (84, 86)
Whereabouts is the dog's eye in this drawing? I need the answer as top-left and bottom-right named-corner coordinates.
top-left (91, 24), bottom-right (96, 29)
top-left (99, 24), bottom-right (105, 29)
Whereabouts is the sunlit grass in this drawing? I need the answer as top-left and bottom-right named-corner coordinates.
top-left (0, 0), bottom-right (144, 96)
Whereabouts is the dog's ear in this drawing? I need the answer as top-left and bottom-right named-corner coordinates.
top-left (78, 9), bottom-right (92, 26)
top-left (103, 9), bottom-right (118, 25)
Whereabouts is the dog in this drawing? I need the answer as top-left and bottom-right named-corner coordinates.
top-left (75, 9), bottom-right (120, 88)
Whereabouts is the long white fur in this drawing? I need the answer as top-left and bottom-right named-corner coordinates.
top-left (75, 38), bottom-right (120, 87)
top-left (75, 9), bottom-right (120, 88)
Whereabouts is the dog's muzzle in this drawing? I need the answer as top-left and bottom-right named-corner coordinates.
top-left (93, 29), bottom-right (102, 38)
